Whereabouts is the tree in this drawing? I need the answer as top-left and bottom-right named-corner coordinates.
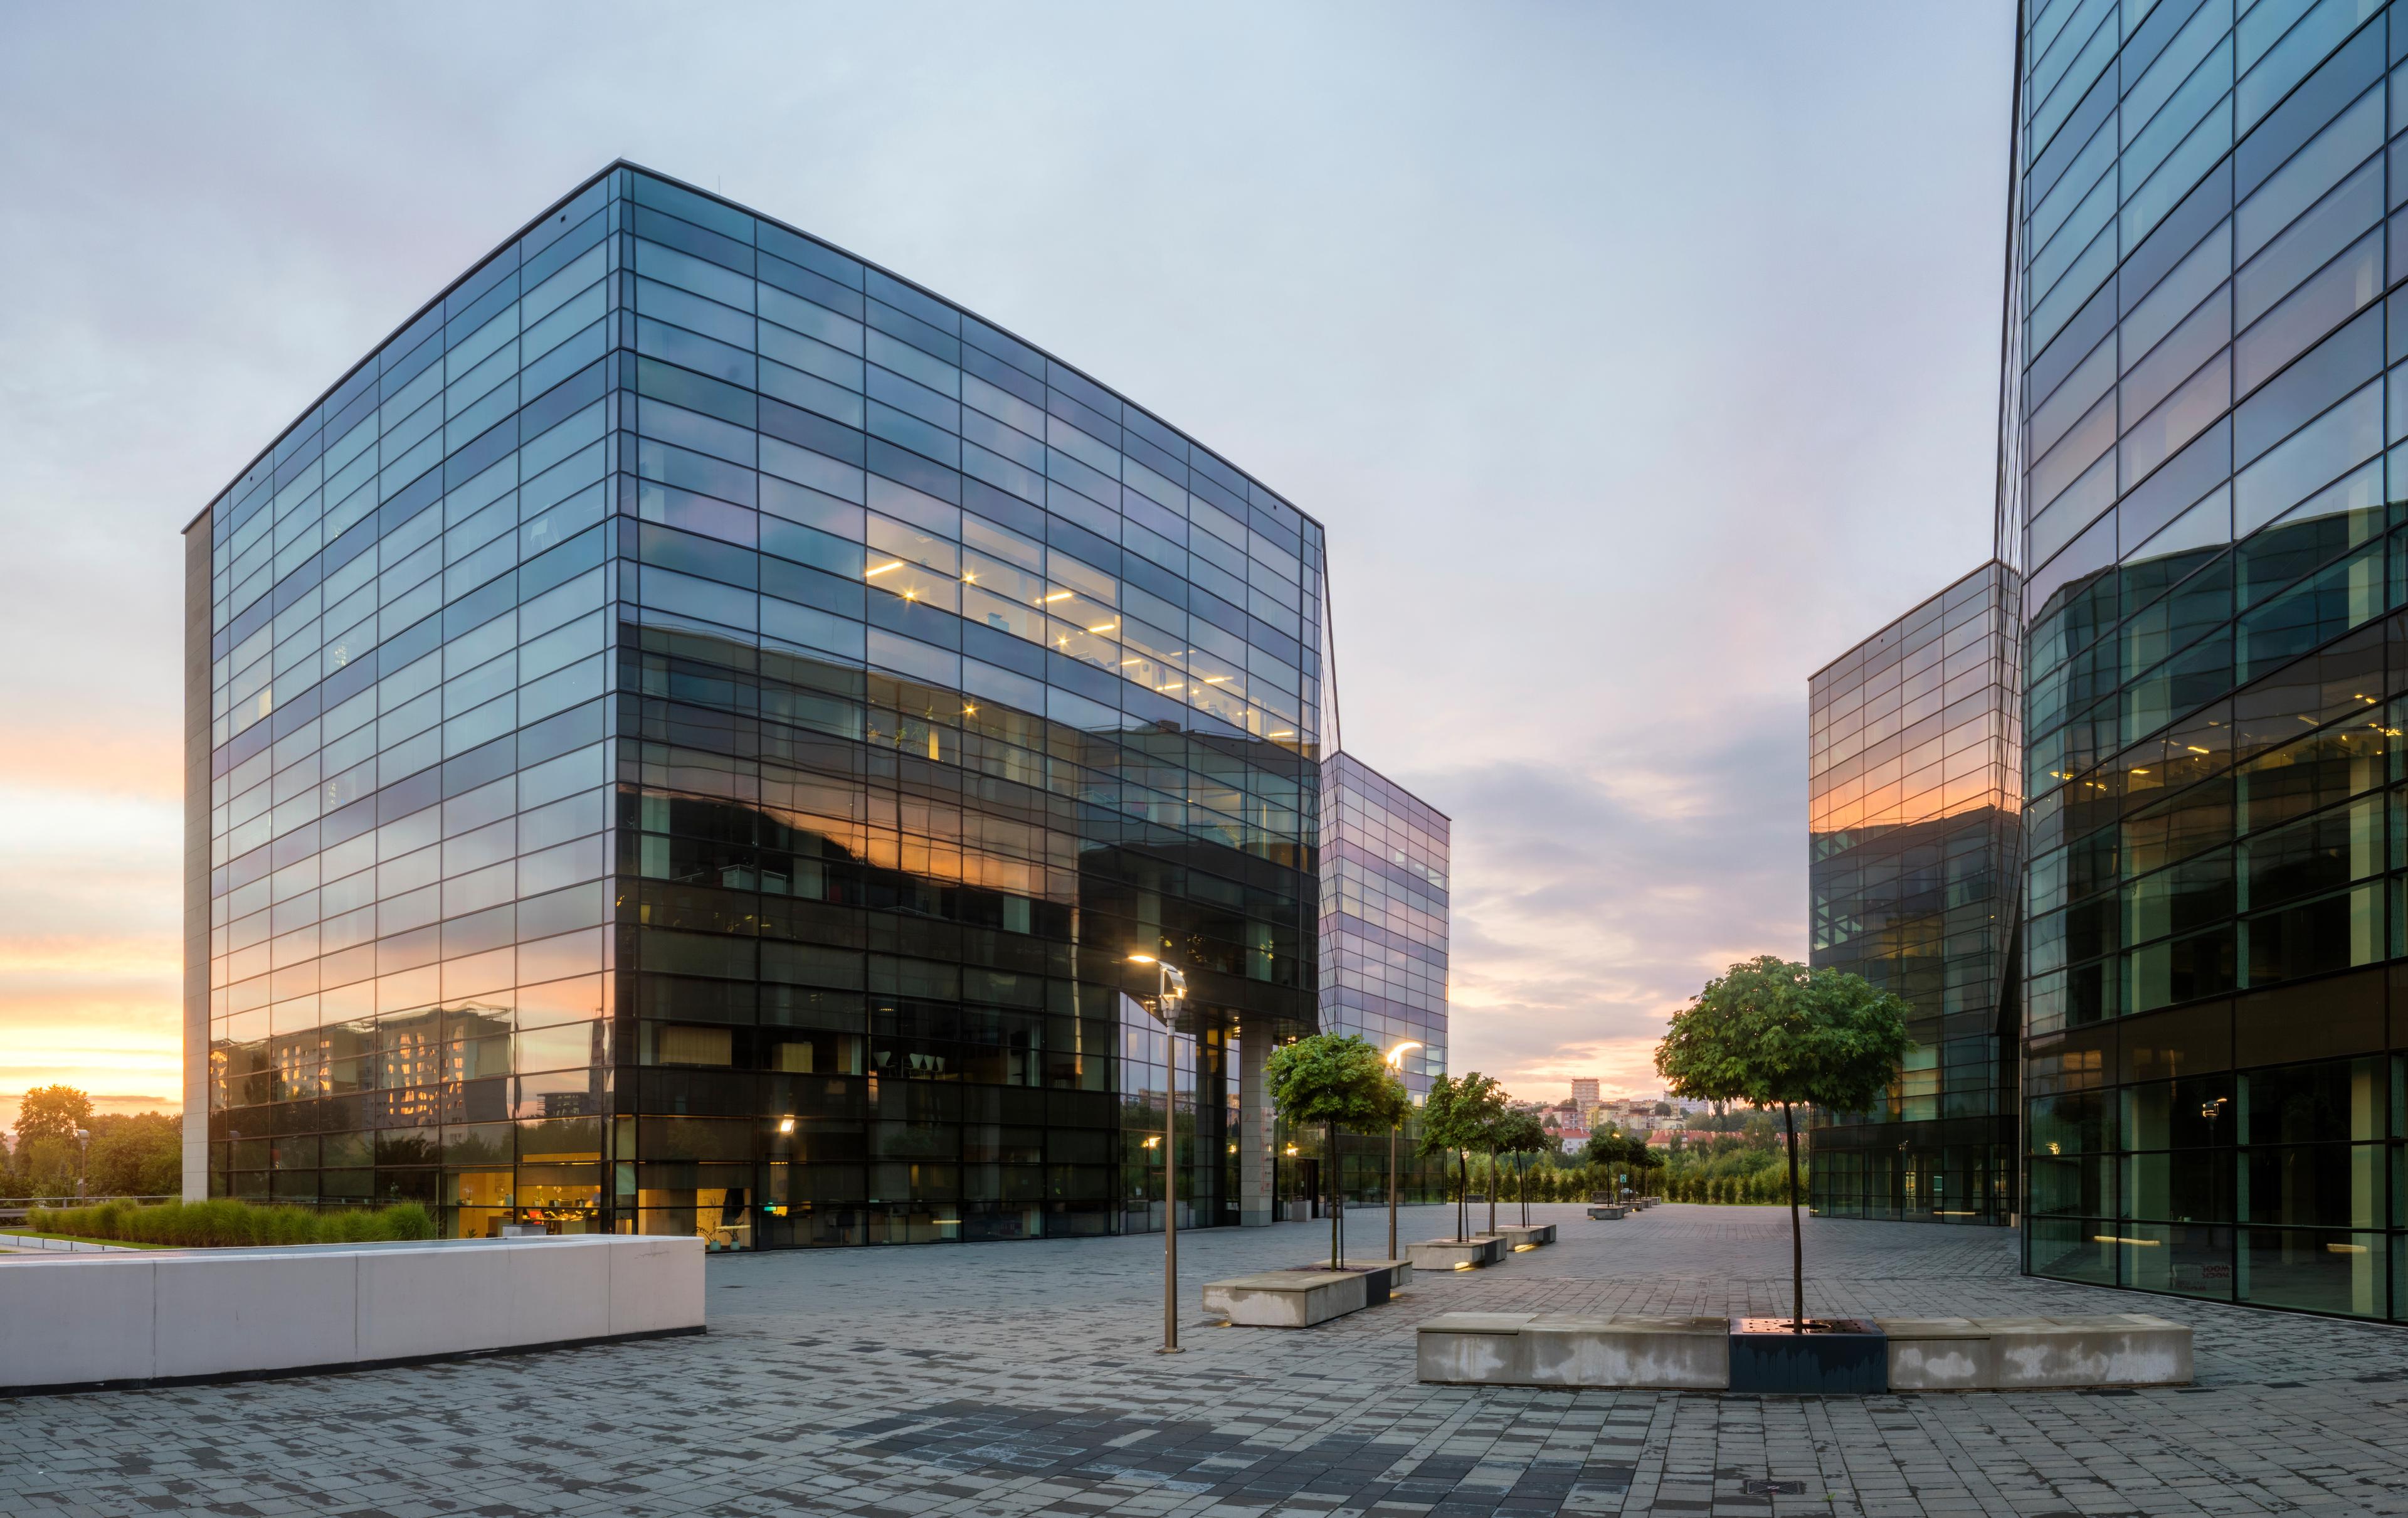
top-left (87, 1113), bottom-right (182, 1196)
top-left (1580, 1127), bottom-right (1657, 1197)
top-left (15, 1085), bottom-right (93, 1148)
top-left (1497, 1108), bottom-right (1549, 1224)
top-left (1415, 1071), bottom-right (1505, 1242)
top-left (1655, 955), bottom-right (1909, 1332)
top-left (1265, 1033), bottom-right (1408, 1270)
top-left (14, 1134), bottom-right (80, 1197)
top-left (1470, 1093), bottom-right (1521, 1236)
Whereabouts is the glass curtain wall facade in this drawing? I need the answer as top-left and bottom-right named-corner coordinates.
top-left (1808, 563), bottom-right (2025, 1224)
top-left (1316, 753), bottom-right (1449, 1094)
top-left (1309, 751), bottom-right (1450, 1206)
top-left (185, 162), bottom-right (1329, 1248)
top-left (2011, 0), bottom-right (2408, 1317)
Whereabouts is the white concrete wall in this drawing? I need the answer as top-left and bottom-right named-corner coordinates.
top-left (0, 1233), bottom-right (702, 1393)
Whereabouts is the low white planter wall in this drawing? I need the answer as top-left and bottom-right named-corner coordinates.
top-left (0, 1234), bottom-right (703, 1395)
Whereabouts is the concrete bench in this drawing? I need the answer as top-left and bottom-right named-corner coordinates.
top-left (1306, 1258), bottom-right (1413, 1303)
top-left (1881, 1314), bottom-right (2191, 1390)
top-left (1200, 1270), bottom-right (1366, 1327)
top-left (1407, 1236), bottom-right (1504, 1271)
top-left (1586, 1205), bottom-right (1627, 1220)
top-left (1417, 1312), bottom-right (2192, 1391)
top-left (1494, 1224), bottom-right (1555, 1250)
top-left (1418, 1312), bottom-right (1728, 1389)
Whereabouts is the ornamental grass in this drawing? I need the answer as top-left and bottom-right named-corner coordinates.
top-left (25, 1198), bottom-right (436, 1247)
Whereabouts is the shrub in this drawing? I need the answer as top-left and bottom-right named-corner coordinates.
top-left (28, 1198), bottom-right (436, 1247)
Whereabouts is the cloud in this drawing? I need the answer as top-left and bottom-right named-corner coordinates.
top-left (0, 728), bottom-right (181, 802)
top-left (1386, 701), bottom-right (1805, 1101)
top-left (0, 6), bottom-right (2007, 1123)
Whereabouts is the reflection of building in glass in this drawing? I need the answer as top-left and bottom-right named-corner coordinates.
top-left (185, 162), bottom-right (1330, 1247)
top-left (1807, 563), bottom-right (2022, 1225)
top-left (2005, 4), bottom-right (2408, 1319)
top-left (1316, 753), bottom-right (1449, 1095)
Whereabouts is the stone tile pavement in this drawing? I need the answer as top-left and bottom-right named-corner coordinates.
top-left (3, 1202), bottom-right (2405, 1517)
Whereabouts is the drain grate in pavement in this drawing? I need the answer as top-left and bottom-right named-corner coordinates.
top-left (1741, 1478), bottom-right (1805, 1495)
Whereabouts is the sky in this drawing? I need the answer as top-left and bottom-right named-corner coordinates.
top-left (0, 3), bottom-right (2013, 1127)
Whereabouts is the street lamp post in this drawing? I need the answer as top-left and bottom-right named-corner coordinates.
top-left (1129, 953), bottom-right (1188, 1354)
top-left (1383, 1041), bottom-right (1422, 1263)
top-left (75, 1127), bottom-right (91, 1201)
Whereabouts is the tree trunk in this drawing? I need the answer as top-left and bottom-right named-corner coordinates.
top-left (1456, 1150), bottom-right (1468, 1240)
top-left (1783, 1100), bottom-right (1804, 1331)
top-left (1329, 1118), bottom-right (1341, 1270)
top-left (1486, 1154), bottom-right (1497, 1237)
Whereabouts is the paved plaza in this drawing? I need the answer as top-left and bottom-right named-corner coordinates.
top-left (4, 1202), bottom-right (2407, 1517)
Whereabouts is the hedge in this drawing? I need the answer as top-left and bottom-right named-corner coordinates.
top-left (1658, 1168), bottom-right (1803, 1205)
top-left (26, 1198), bottom-right (437, 1247)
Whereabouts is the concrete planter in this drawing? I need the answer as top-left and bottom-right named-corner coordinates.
top-left (1495, 1224), bottom-right (1555, 1250)
top-left (0, 1234), bottom-right (703, 1396)
top-left (1308, 1258), bottom-right (1413, 1303)
top-left (1415, 1312), bottom-right (2192, 1392)
top-left (1884, 1314), bottom-right (2192, 1390)
top-left (1201, 1270), bottom-right (1366, 1327)
top-left (1727, 1318), bottom-right (1888, 1394)
top-left (1407, 1236), bottom-right (1504, 1271)
top-left (1418, 1312), bottom-right (1728, 1389)
top-left (1587, 1205), bottom-right (1627, 1220)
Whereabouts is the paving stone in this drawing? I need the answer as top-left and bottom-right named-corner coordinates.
top-left (2, 1206), bottom-right (2405, 1514)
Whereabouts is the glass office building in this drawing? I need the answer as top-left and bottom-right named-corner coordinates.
top-left (1316, 753), bottom-right (1449, 1096)
top-left (184, 162), bottom-right (1331, 1248)
top-left (2009, 0), bottom-right (2408, 1316)
top-left (1304, 751), bottom-right (1449, 1209)
top-left (1807, 563), bottom-right (2025, 1224)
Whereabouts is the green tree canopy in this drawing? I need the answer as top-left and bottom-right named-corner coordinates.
top-left (1580, 1126), bottom-right (1634, 1170)
top-left (1265, 1033), bottom-right (1408, 1268)
top-left (15, 1084), bottom-right (93, 1147)
top-left (1656, 956), bottom-right (1910, 1115)
top-left (1499, 1108), bottom-right (1549, 1156)
top-left (1415, 1071), bottom-right (1505, 1241)
top-left (1496, 1108), bottom-right (1550, 1224)
top-left (1656, 955), bottom-right (1909, 1329)
top-left (1464, 1083), bottom-right (1521, 1236)
top-left (1265, 1034), bottom-right (1408, 1134)
top-left (87, 1113), bottom-right (182, 1196)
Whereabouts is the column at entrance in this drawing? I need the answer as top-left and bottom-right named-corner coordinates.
top-left (1237, 1033), bottom-right (1275, 1227)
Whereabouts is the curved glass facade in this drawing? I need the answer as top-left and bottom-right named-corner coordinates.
top-left (185, 163), bottom-right (1329, 1246)
top-left (2012, 0), bottom-right (2408, 1316)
